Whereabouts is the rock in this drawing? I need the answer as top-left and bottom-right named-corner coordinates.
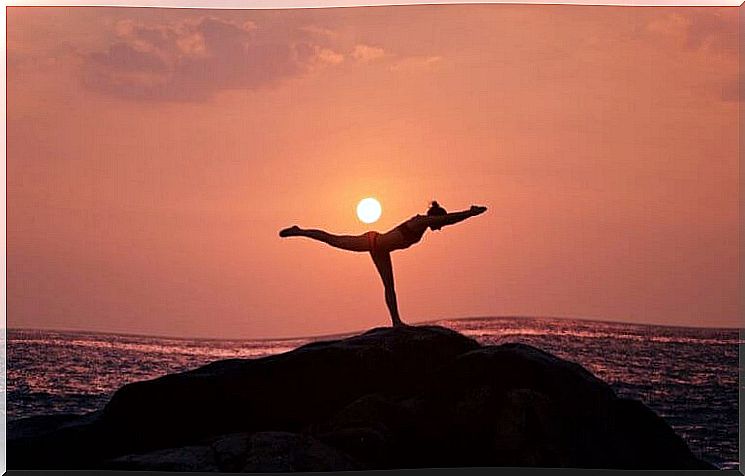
top-left (108, 432), bottom-right (361, 473)
top-left (100, 324), bottom-right (479, 456)
top-left (366, 343), bottom-right (710, 469)
top-left (108, 445), bottom-right (221, 472)
top-left (239, 432), bottom-right (361, 472)
top-left (315, 393), bottom-right (418, 469)
top-left (7, 412), bottom-right (93, 440)
top-left (608, 397), bottom-right (709, 469)
top-left (7, 325), bottom-right (715, 470)
top-left (394, 343), bottom-right (619, 468)
top-left (7, 414), bottom-right (105, 469)
top-left (211, 432), bottom-right (253, 472)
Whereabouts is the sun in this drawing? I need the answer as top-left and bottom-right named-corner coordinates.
top-left (357, 197), bottom-right (382, 224)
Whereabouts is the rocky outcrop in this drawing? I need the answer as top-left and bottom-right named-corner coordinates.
top-left (7, 325), bottom-right (714, 470)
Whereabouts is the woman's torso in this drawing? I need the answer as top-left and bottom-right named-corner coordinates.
top-left (380, 215), bottom-right (426, 250)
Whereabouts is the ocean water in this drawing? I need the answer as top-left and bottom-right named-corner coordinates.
top-left (7, 316), bottom-right (740, 469)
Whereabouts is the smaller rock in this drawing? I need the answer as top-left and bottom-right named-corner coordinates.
top-left (108, 432), bottom-right (361, 473)
top-left (240, 432), bottom-right (361, 472)
top-left (108, 445), bottom-right (220, 472)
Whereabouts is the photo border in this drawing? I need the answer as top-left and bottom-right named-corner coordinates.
top-left (2, 0), bottom-right (741, 474)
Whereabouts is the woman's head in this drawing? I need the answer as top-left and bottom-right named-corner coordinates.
top-left (427, 201), bottom-right (447, 230)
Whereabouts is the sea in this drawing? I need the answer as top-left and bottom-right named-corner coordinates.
top-left (6, 316), bottom-right (741, 470)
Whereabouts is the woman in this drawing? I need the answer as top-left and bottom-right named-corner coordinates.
top-left (279, 201), bottom-right (488, 327)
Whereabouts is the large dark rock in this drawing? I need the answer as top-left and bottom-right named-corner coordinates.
top-left (7, 325), bottom-right (715, 471)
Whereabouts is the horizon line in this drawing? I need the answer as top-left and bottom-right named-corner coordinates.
top-left (5, 314), bottom-right (743, 343)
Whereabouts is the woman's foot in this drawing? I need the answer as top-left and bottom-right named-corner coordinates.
top-left (279, 225), bottom-right (301, 237)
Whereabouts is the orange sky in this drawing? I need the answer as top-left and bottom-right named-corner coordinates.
top-left (7, 4), bottom-right (740, 338)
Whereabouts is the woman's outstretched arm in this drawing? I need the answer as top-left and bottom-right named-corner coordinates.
top-left (420, 205), bottom-right (487, 230)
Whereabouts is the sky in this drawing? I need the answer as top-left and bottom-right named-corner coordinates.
top-left (7, 4), bottom-right (741, 339)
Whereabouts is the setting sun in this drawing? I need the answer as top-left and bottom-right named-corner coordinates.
top-left (357, 197), bottom-right (382, 224)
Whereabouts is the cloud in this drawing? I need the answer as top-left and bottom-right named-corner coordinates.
top-left (719, 76), bottom-right (740, 103)
top-left (317, 48), bottom-right (345, 65)
top-left (8, 41), bottom-right (80, 72)
top-left (388, 55), bottom-right (443, 72)
top-left (351, 44), bottom-right (386, 63)
top-left (300, 25), bottom-right (338, 39)
top-left (83, 17), bottom-right (345, 101)
top-left (683, 9), bottom-right (737, 56)
top-left (645, 9), bottom-right (737, 56)
top-left (644, 9), bottom-right (738, 103)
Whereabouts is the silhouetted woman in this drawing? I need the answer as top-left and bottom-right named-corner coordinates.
top-left (279, 201), bottom-right (488, 327)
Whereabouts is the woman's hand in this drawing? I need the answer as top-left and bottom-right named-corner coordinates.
top-left (470, 205), bottom-right (487, 215)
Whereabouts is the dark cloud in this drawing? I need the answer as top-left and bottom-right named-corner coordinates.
top-left (645, 9), bottom-right (738, 56)
top-left (90, 43), bottom-right (168, 72)
top-left (719, 76), bottom-right (741, 103)
top-left (683, 9), bottom-right (738, 56)
top-left (83, 17), bottom-right (345, 101)
top-left (644, 9), bottom-right (739, 103)
top-left (688, 10), bottom-right (740, 103)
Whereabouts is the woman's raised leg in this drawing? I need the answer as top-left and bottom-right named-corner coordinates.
top-left (370, 251), bottom-right (405, 327)
top-left (279, 226), bottom-right (370, 252)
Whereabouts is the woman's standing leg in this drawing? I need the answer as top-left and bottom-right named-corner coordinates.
top-left (370, 251), bottom-right (404, 327)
